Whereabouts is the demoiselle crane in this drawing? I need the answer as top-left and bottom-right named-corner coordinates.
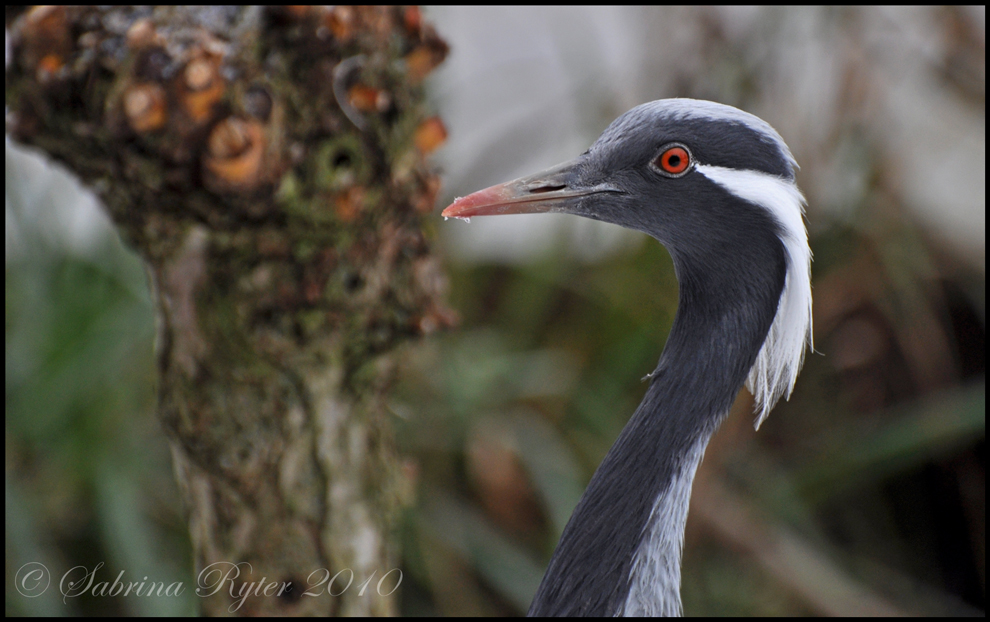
top-left (442, 99), bottom-right (813, 616)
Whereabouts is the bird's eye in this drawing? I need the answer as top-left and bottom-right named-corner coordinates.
top-left (652, 144), bottom-right (693, 178)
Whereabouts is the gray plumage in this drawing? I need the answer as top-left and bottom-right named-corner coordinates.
top-left (443, 99), bottom-right (812, 617)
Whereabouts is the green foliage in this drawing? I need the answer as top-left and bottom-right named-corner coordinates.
top-left (6, 163), bottom-right (194, 616)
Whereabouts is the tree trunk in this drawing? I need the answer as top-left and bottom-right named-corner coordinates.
top-left (6, 6), bottom-right (450, 616)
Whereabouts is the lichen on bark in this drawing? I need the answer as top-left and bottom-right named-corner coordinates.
top-left (7, 6), bottom-right (452, 616)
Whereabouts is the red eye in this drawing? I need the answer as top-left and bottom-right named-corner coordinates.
top-left (655, 145), bottom-right (691, 176)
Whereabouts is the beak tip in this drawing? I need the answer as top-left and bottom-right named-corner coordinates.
top-left (441, 186), bottom-right (506, 218)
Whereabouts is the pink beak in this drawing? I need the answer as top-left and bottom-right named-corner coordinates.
top-left (441, 157), bottom-right (619, 219)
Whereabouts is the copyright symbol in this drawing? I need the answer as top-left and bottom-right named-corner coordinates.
top-left (15, 562), bottom-right (51, 597)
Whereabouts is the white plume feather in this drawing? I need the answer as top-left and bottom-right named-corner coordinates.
top-left (696, 164), bottom-right (813, 427)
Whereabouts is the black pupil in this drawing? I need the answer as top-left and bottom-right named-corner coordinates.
top-left (667, 153), bottom-right (681, 167)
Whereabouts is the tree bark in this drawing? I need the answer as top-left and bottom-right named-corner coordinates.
top-left (6, 6), bottom-right (450, 616)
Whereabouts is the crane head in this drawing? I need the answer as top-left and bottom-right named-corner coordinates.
top-left (442, 98), bottom-right (812, 426)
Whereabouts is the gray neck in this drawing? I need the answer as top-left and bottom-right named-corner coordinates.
top-left (622, 428), bottom-right (712, 616)
top-left (527, 231), bottom-right (786, 617)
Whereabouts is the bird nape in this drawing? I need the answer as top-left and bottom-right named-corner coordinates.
top-left (442, 99), bottom-right (812, 617)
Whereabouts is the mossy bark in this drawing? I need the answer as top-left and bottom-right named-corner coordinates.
top-left (7, 6), bottom-right (450, 616)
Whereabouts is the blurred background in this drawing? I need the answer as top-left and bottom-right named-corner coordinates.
top-left (6, 6), bottom-right (985, 616)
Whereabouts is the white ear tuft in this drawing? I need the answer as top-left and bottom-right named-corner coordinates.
top-left (696, 165), bottom-right (813, 427)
